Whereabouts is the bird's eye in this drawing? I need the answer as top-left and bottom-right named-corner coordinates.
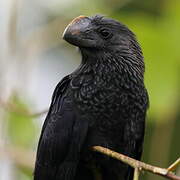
top-left (99, 29), bottom-right (111, 39)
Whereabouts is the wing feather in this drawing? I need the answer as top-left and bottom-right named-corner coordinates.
top-left (34, 75), bottom-right (89, 180)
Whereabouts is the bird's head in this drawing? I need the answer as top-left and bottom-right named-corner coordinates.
top-left (63, 15), bottom-right (141, 53)
top-left (63, 15), bottom-right (145, 79)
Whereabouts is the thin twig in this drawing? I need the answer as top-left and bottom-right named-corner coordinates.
top-left (30, 109), bottom-right (48, 117)
top-left (133, 168), bottom-right (140, 180)
top-left (1, 98), bottom-right (179, 179)
top-left (168, 158), bottom-right (180, 172)
top-left (0, 98), bottom-right (48, 117)
top-left (92, 146), bottom-right (180, 180)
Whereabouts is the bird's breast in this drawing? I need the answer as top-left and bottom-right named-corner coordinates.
top-left (71, 74), bottom-right (131, 125)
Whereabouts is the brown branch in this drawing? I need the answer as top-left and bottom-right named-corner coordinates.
top-left (0, 98), bottom-right (48, 117)
top-left (133, 168), bottom-right (140, 180)
top-left (1, 97), bottom-right (179, 179)
top-left (30, 109), bottom-right (48, 117)
top-left (0, 145), bottom-right (179, 180)
top-left (168, 158), bottom-right (180, 172)
top-left (92, 146), bottom-right (180, 180)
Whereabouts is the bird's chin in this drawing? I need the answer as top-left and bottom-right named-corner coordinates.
top-left (79, 46), bottom-right (102, 59)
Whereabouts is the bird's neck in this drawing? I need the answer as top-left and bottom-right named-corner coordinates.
top-left (75, 49), bottom-right (145, 89)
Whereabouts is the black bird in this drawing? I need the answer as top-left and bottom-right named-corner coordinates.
top-left (34, 15), bottom-right (149, 180)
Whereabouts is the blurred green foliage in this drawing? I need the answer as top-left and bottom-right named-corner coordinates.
top-left (7, 94), bottom-right (37, 148)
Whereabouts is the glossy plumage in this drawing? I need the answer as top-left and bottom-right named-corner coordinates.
top-left (34, 15), bottom-right (149, 180)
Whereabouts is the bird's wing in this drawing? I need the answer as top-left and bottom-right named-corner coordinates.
top-left (34, 75), bottom-right (89, 180)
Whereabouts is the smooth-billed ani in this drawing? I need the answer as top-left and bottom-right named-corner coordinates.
top-left (34, 15), bottom-right (149, 180)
